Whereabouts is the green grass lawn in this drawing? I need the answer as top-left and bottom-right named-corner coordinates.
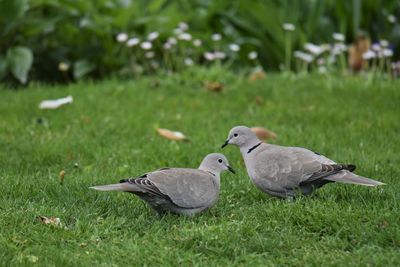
top-left (1, 68), bottom-right (399, 266)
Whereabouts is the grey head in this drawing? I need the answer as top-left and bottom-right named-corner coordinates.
top-left (198, 153), bottom-right (235, 175)
top-left (221, 126), bottom-right (261, 150)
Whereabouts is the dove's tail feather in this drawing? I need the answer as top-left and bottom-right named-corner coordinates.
top-left (326, 171), bottom-right (385, 186)
top-left (90, 183), bottom-right (139, 192)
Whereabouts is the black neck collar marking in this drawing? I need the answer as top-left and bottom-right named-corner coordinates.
top-left (207, 171), bottom-right (216, 176)
top-left (247, 142), bottom-right (262, 154)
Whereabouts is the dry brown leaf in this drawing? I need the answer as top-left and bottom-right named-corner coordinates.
top-left (204, 81), bottom-right (224, 92)
top-left (59, 170), bottom-right (66, 184)
top-left (248, 70), bottom-right (266, 81)
top-left (251, 126), bottom-right (278, 141)
top-left (38, 216), bottom-right (62, 227)
top-left (255, 95), bottom-right (264, 106)
top-left (156, 128), bottom-right (187, 141)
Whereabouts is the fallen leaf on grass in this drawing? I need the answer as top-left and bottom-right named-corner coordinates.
top-left (251, 126), bottom-right (278, 141)
top-left (204, 81), bottom-right (224, 92)
top-left (248, 70), bottom-right (266, 81)
top-left (38, 216), bottom-right (62, 227)
top-left (38, 96), bottom-right (73, 109)
top-left (255, 95), bottom-right (264, 105)
top-left (59, 170), bottom-right (66, 184)
top-left (156, 128), bottom-right (188, 141)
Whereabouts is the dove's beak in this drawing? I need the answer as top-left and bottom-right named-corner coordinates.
top-left (221, 139), bottom-right (229, 148)
top-left (227, 165), bottom-right (236, 174)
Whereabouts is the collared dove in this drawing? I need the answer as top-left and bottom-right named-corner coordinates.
top-left (90, 153), bottom-right (235, 216)
top-left (222, 125), bottom-right (384, 199)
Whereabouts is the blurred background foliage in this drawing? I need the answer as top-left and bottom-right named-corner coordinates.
top-left (0, 0), bottom-right (399, 84)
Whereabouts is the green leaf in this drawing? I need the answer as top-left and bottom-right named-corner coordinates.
top-left (352, 0), bottom-right (361, 36)
top-left (0, 0), bottom-right (28, 20)
top-left (73, 60), bottom-right (95, 80)
top-left (0, 56), bottom-right (7, 80)
top-left (6, 46), bottom-right (33, 84)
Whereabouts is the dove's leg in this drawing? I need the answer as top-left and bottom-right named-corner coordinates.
top-left (299, 179), bottom-right (334, 195)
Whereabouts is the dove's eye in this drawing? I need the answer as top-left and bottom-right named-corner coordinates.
top-left (233, 133), bottom-right (238, 137)
top-left (218, 159), bottom-right (223, 163)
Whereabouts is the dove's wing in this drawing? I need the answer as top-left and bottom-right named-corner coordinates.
top-left (145, 168), bottom-right (218, 209)
top-left (252, 145), bottom-right (318, 189)
top-left (252, 145), bottom-right (353, 190)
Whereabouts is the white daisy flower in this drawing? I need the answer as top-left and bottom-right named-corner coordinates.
top-left (294, 51), bottom-right (313, 63)
top-left (178, 22), bottom-right (189, 31)
top-left (127, 38), bottom-right (140, 47)
top-left (147, 31), bottom-right (159, 41)
top-left (304, 43), bottom-right (324, 55)
top-left (362, 50), bottom-right (375, 60)
top-left (318, 66), bottom-right (327, 73)
top-left (178, 33), bottom-right (192, 41)
top-left (58, 62), bottom-right (69, 72)
top-left (282, 23), bottom-right (295, 31)
top-left (212, 33), bottom-right (222, 41)
top-left (382, 48), bottom-right (393, 57)
top-left (380, 40), bottom-right (389, 48)
top-left (193, 39), bottom-right (202, 47)
top-left (248, 51), bottom-right (258, 60)
top-left (332, 43), bottom-right (347, 55)
top-left (387, 15), bottom-right (396, 24)
top-left (204, 52), bottom-right (215, 61)
top-left (163, 42), bottom-right (172, 50)
top-left (116, 32), bottom-right (128, 42)
top-left (167, 37), bottom-right (177, 45)
top-left (173, 28), bottom-right (183, 35)
top-left (140, 41), bottom-right (152, 50)
top-left (333, 33), bottom-right (345, 42)
top-left (229, 43), bottom-right (240, 52)
top-left (145, 51), bottom-right (155, 59)
top-left (214, 51), bottom-right (226, 59)
top-left (321, 43), bottom-right (332, 51)
top-left (79, 18), bottom-right (90, 28)
top-left (184, 58), bottom-right (194, 66)
top-left (372, 43), bottom-right (381, 51)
